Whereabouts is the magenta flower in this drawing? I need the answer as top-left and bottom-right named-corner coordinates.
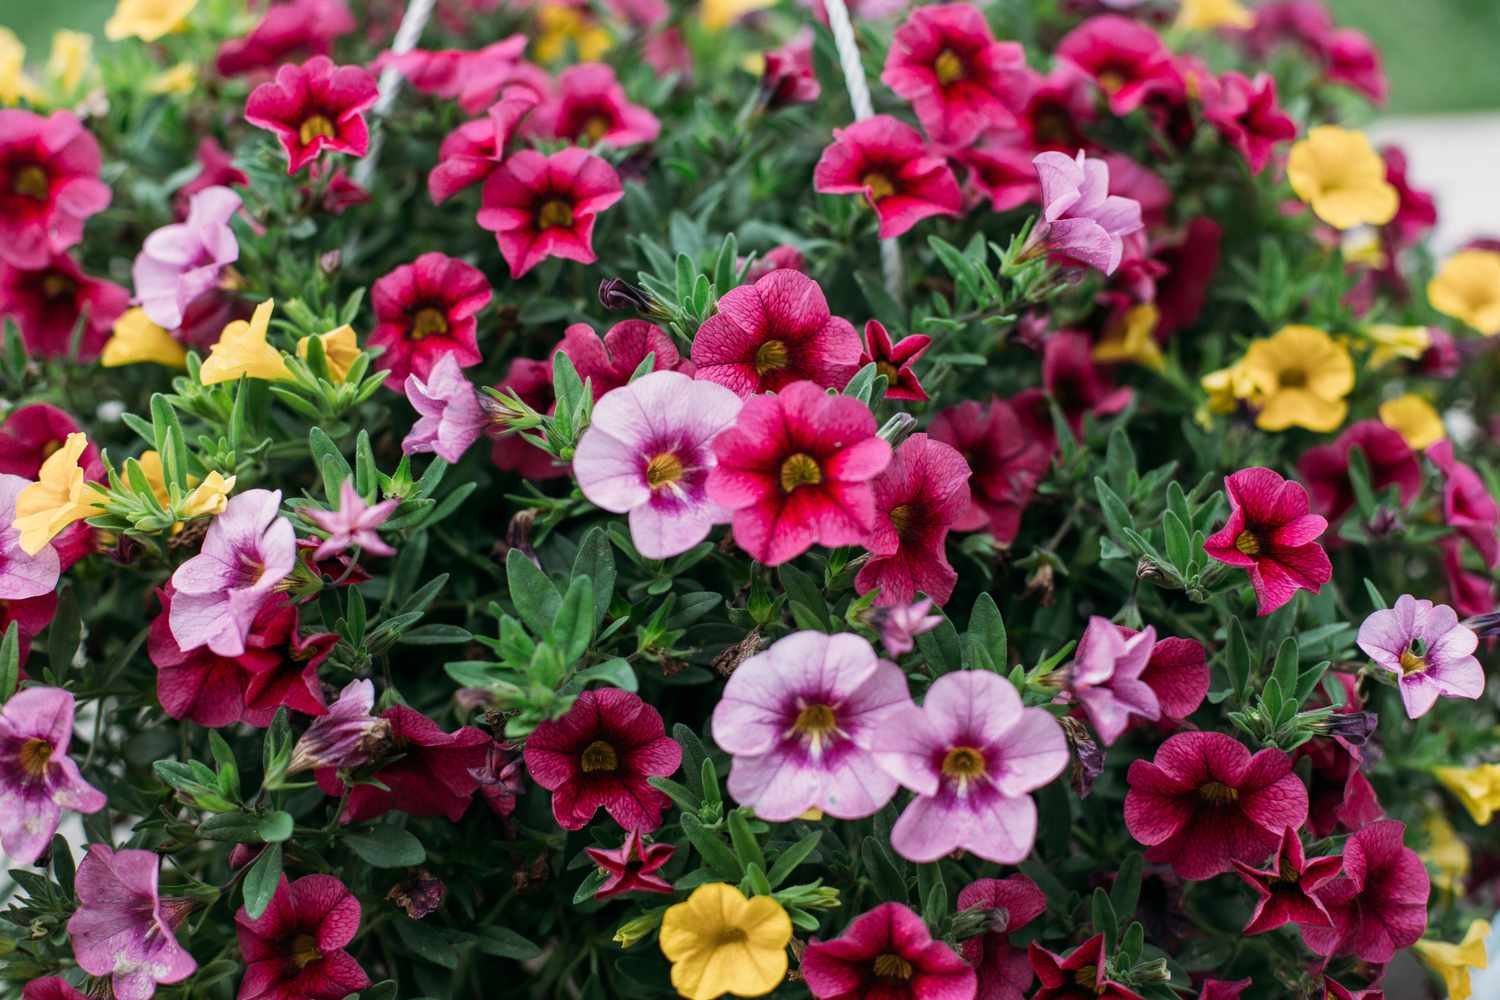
top-left (1301, 820), bottom-right (1429, 963)
top-left (855, 433), bottom-right (972, 607)
top-left (956, 875), bottom-right (1047, 1000)
top-left (876, 598), bottom-right (943, 656)
top-left (21, 978), bottom-right (87, 1000)
top-left (762, 29), bottom-right (820, 108)
top-left (1203, 467), bottom-right (1333, 616)
top-left (169, 489), bottom-right (296, 657)
top-left (555, 319), bottom-right (691, 400)
top-left (1029, 150), bottom-right (1143, 275)
top-left (960, 140), bottom-right (1040, 213)
top-left (477, 147), bottom-right (624, 278)
top-left (882, 670), bottom-right (1068, 864)
top-left (316, 705), bottom-right (489, 823)
top-left (306, 479), bottom-right (398, 561)
top-left (1357, 594), bottom-right (1483, 719)
top-left (0, 474), bottom-right (61, 600)
top-left (401, 352), bottom-right (488, 464)
top-left (236, 874), bottom-right (370, 1000)
top-left (1202, 72), bottom-right (1296, 176)
top-left (859, 320), bottom-right (931, 402)
top-left (1430, 440), bottom-right (1500, 570)
top-left (711, 630), bottom-right (914, 821)
top-left (813, 116), bottom-right (962, 239)
top-left (289, 679), bottom-right (386, 774)
top-left (0, 252), bottom-right (128, 361)
top-left (1055, 15), bottom-right (1183, 115)
top-left (369, 252), bottom-right (491, 385)
top-left (215, 0), bottom-right (354, 77)
top-left (132, 186), bottom-right (241, 331)
top-left (0, 109), bottom-right (112, 269)
top-left (1232, 827), bottom-right (1341, 936)
top-left (530, 63), bottom-right (660, 148)
top-left (1137, 633), bottom-right (1210, 724)
top-left (574, 370), bottom-right (742, 559)
top-left (1030, 934), bottom-right (1143, 1000)
top-left (1069, 616), bottom-right (1159, 746)
top-left (244, 56), bottom-right (379, 174)
top-left (929, 398), bottom-right (1049, 543)
top-left (0, 687), bottom-right (105, 864)
top-left (428, 92), bottom-right (538, 205)
top-left (67, 846), bottom-right (196, 1000)
top-left (586, 830), bottom-right (676, 900)
top-left (1296, 420), bottom-right (1420, 525)
top-left (801, 902), bottom-right (976, 1000)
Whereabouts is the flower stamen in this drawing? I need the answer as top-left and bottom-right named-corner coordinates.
top-left (779, 453), bottom-right (822, 492)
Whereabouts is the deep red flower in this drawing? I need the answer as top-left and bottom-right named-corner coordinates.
top-left (1380, 146), bottom-right (1437, 249)
top-left (1443, 537), bottom-right (1496, 618)
top-left (1298, 420), bottom-right (1421, 525)
top-left (522, 688), bottom-right (681, 832)
top-left (956, 875), bottom-right (1046, 1000)
top-left (762, 29), bottom-right (820, 109)
top-left (928, 398), bottom-right (1050, 543)
top-left (238, 599), bottom-right (336, 728)
top-left (368, 252), bottom-right (491, 385)
top-left (0, 110), bottom-right (111, 269)
top-left (1203, 467), bottom-right (1333, 616)
top-left (1, 592), bottom-right (58, 672)
top-left (244, 57), bottom-right (379, 175)
top-left (427, 93), bottom-right (538, 205)
top-left (1322, 27), bottom-right (1387, 105)
top-left (814, 116), bottom-right (963, 239)
top-left (0, 403), bottom-right (100, 479)
top-left (176, 138), bottom-right (248, 218)
top-left (1017, 330), bottom-right (1133, 445)
top-left (690, 270), bottom-right (861, 396)
top-left (1197, 981), bottom-right (1251, 1000)
top-left (1232, 827), bottom-right (1342, 935)
top-left (706, 381), bottom-right (892, 566)
top-left (21, 978), bottom-right (87, 1000)
top-left (586, 829), bottom-right (676, 900)
top-left (858, 320), bottom-right (930, 402)
top-left (1015, 64), bottom-right (1097, 154)
top-left (529, 63), bottom-right (659, 149)
top-left (1301, 820), bottom-right (1430, 963)
top-left (0, 253), bottom-right (126, 361)
top-left (236, 874), bottom-right (370, 1000)
top-left (959, 140), bottom-right (1039, 213)
top-left (488, 357), bottom-right (568, 480)
top-left (1429, 440), bottom-right (1500, 569)
top-left (1296, 736), bottom-right (1382, 838)
top-left (1029, 934), bottom-right (1143, 1000)
top-left (302, 164), bottom-right (369, 216)
top-left (554, 319), bottom-right (689, 400)
top-left (317, 706), bottom-right (490, 823)
top-left (801, 902), bottom-right (976, 1000)
top-left (1132, 632), bottom-right (1209, 723)
top-left (215, 0), bottom-right (355, 77)
top-left (1056, 16), bottom-right (1184, 116)
top-left (880, 3), bottom-right (1029, 146)
top-left (856, 433), bottom-right (971, 606)
top-left (477, 148), bottom-right (623, 278)
top-left (1203, 72), bottom-right (1296, 175)
top-left (473, 740), bottom-right (525, 818)
top-left (1148, 218), bottom-right (1222, 341)
top-left (1124, 731), bottom-right (1309, 880)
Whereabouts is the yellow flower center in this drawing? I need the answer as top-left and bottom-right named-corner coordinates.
top-left (941, 745), bottom-right (986, 781)
top-left (888, 504), bottom-right (915, 538)
top-left (18, 737), bottom-right (53, 778)
top-left (1074, 965), bottom-right (1100, 990)
top-left (537, 199), bottom-right (575, 229)
top-left (582, 116), bottom-right (610, 142)
top-left (41, 439), bottom-right (63, 459)
top-left (779, 453), bottom-right (822, 492)
top-left (40, 273), bottom-right (74, 300)
top-left (289, 933), bottom-right (322, 970)
top-left (1097, 69), bottom-right (1126, 94)
top-left (875, 360), bottom-right (900, 384)
top-left (645, 452), bottom-right (684, 488)
top-left (581, 739), bottom-right (619, 773)
top-left (754, 338), bottom-right (789, 375)
top-left (933, 49), bottom-right (964, 85)
top-left (1399, 648), bottom-right (1428, 676)
top-left (1199, 781), bottom-right (1239, 804)
top-left (1234, 531), bottom-right (1261, 556)
top-left (793, 702), bottom-right (837, 738)
top-left (873, 953), bottom-right (914, 980)
top-left (410, 307), bottom-right (448, 340)
top-left (298, 114), bottom-right (337, 146)
top-left (862, 171), bottom-right (896, 202)
top-left (12, 164), bottom-right (48, 201)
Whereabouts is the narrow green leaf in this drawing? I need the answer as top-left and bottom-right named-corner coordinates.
top-left (242, 844), bottom-right (283, 920)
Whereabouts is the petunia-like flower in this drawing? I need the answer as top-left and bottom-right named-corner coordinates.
top-left (1435, 763), bottom-right (1500, 826)
top-left (168, 488), bottom-right (296, 656)
top-left (876, 598), bottom-right (943, 657)
top-left (744, 244), bottom-right (806, 282)
top-left (712, 630), bottom-right (912, 821)
top-left (295, 324), bottom-right (360, 384)
top-left (1236, 324), bottom-right (1353, 433)
top-left (102, 308), bottom-right (188, 368)
top-left (427, 92), bottom-right (539, 204)
top-left (658, 883), bottom-right (791, 1000)
top-left (1428, 249), bottom-right (1500, 336)
top-left (0, 109), bottom-right (112, 269)
top-left (1029, 934), bottom-right (1143, 1000)
top-left (586, 830), bottom-right (676, 900)
top-left (200, 300), bottom-right (293, 385)
top-left (132, 185), bottom-right (240, 330)
top-left (0, 404), bottom-right (96, 481)
top-left (1296, 420), bottom-right (1421, 524)
top-left (21, 978), bottom-right (87, 1000)
top-left (489, 357), bottom-right (568, 480)
top-left (1068, 616), bottom-right (1158, 746)
top-left (1357, 594), bottom-right (1483, 719)
top-left (1055, 15), bottom-right (1183, 115)
top-left (1413, 919), bottom-right (1491, 1000)
top-left (0, 686), bottom-right (105, 864)
top-left (960, 140), bottom-right (1040, 214)
top-left (1176, 0), bottom-right (1253, 29)
top-left (1020, 330), bottom-right (1133, 446)
top-left (929, 398), bottom-right (1049, 543)
top-left (1301, 819), bottom-right (1430, 963)
top-left (477, 147), bottom-right (624, 278)
top-left (1380, 146), bottom-right (1437, 249)
top-left (1322, 25), bottom-right (1388, 105)
top-left (1124, 730), bottom-right (1309, 880)
top-left (1298, 732), bottom-right (1382, 838)
top-left (1028, 151), bottom-right (1143, 276)
top-left (1202, 72), bottom-right (1295, 175)
top-left (0, 251), bottom-right (127, 361)
top-left (371, 36), bottom-right (530, 106)
top-left (1287, 126), bottom-right (1399, 231)
top-left (369, 252), bottom-right (491, 384)
top-left (761, 29), bottom-right (820, 108)
top-left (236, 874), bottom-right (370, 1000)
top-left (216, 0), bottom-right (354, 76)
top-left (880, 3), bottom-right (1028, 146)
top-left (691, 270), bottom-right (862, 396)
top-left (855, 433), bottom-right (971, 606)
top-left (67, 846), bottom-right (196, 1000)
top-left (883, 670), bottom-right (1067, 864)
top-left (288, 679), bottom-right (388, 775)
top-left (1232, 827), bottom-right (1342, 935)
top-left (473, 740), bottom-right (525, 818)
top-left (317, 705), bottom-right (489, 823)
top-left (858, 320), bottom-right (931, 402)
top-left (956, 875), bottom-right (1046, 1000)
top-left (305, 479), bottom-right (398, 561)
top-left (1429, 440), bottom-right (1500, 569)
top-left (813, 116), bottom-right (962, 240)
top-left (176, 138), bottom-right (247, 216)
top-left (1378, 394), bottom-right (1444, 451)
top-left (0, 471), bottom-right (60, 601)
top-left (706, 381), bottom-right (891, 565)
top-left (14, 432), bottom-right (104, 557)
top-left (529, 62), bottom-right (659, 148)
top-left (574, 370), bottom-right (741, 559)
top-left (802, 902), bottom-right (976, 1000)
top-left (1203, 467), bottom-right (1332, 616)
top-left (244, 56), bottom-right (379, 175)
top-left (555, 319), bottom-right (690, 400)
top-left (523, 688), bottom-right (681, 831)
top-left (1196, 980), bottom-right (1252, 1000)
top-left (1137, 633), bottom-right (1210, 724)
top-left (104, 0), bottom-right (197, 42)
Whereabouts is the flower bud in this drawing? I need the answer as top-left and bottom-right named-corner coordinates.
top-left (598, 277), bottom-right (653, 313)
top-left (287, 680), bottom-right (389, 774)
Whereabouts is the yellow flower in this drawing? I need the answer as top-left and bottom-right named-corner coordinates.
top-left (1429, 250), bottom-right (1500, 336)
top-left (1094, 303), bottom-right (1165, 371)
top-left (700, 0), bottom-right (777, 31)
top-left (1435, 764), bottom-right (1500, 826)
top-left (1175, 0), bottom-right (1254, 30)
top-left (47, 31), bottom-right (93, 95)
top-left (1379, 394), bottom-right (1445, 450)
top-left (146, 62), bottom-right (197, 96)
top-left (1414, 920), bottom-right (1490, 1000)
top-left (296, 324), bottom-right (360, 384)
top-left (13, 433), bottom-right (105, 556)
top-left (105, 0), bottom-right (198, 42)
top-left (134, 450), bottom-right (173, 507)
top-left (1238, 325), bottom-right (1354, 432)
top-left (1424, 813), bottom-right (1471, 895)
top-left (180, 471), bottom-right (235, 518)
top-left (1199, 360), bottom-right (1259, 415)
top-left (0, 28), bottom-right (39, 105)
top-left (1286, 126), bottom-right (1399, 231)
top-left (534, 5), bottom-right (612, 63)
top-left (102, 308), bottom-right (187, 368)
top-left (658, 883), bottom-right (791, 1000)
top-left (1363, 323), bottom-right (1429, 368)
top-left (200, 300), bottom-right (293, 385)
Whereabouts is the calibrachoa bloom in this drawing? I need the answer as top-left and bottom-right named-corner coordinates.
top-left (1137, 633), bottom-right (1210, 724)
top-left (14, 432), bottom-right (103, 557)
top-left (0, 109), bottom-right (111, 269)
top-left (105, 0), bottom-right (197, 42)
top-left (876, 598), bottom-right (943, 656)
top-left (711, 630), bottom-right (912, 820)
top-left (67, 846), bottom-right (196, 1000)
top-left (428, 92), bottom-right (538, 204)
top-left (244, 56), bottom-right (379, 175)
top-left (288, 679), bottom-right (387, 774)
top-left (523, 688), bottom-right (681, 831)
top-left (1124, 731), bottom-right (1309, 880)
top-left (1413, 919), bottom-right (1491, 1000)
top-left (574, 370), bottom-right (741, 559)
top-left (801, 902), bottom-right (977, 1000)
top-left (199, 300), bottom-right (292, 385)
top-left (1236, 324), bottom-right (1354, 433)
top-left (1022, 330), bottom-right (1133, 442)
top-left (305, 479), bottom-right (397, 561)
top-left (1068, 617), bottom-right (1158, 746)
top-left (235, 874), bottom-right (370, 1000)
top-left (318, 704), bottom-right (489, 823)
top-left (883, 670), bottom-right (1068, 864)
top-left (956, 875), bottom-right (1047, 1000)
top-left (0, 404), bottom-right (96, 480)
top-left (1357, 594), bottom-right (1483, 719)
top-left (657, 883), bottom-right (791, 1000)
top-left (0, 252), bottom-right (128, 360)
top-left (0, 686), bottom-right (104, 864)
top-left (813, 116), bottom-right (962, 239)
top-left (556, 319), bottom-right (690, 399)
top-left (929, 398), bottom-right (1049, 542)
top-left (1232, 827), bottom-right (1342, 935)
top-left (1301, 819), bottom-right (1430, 962)
top-left (103, 308), bottom-right (189, 368)
top-left (1028, 934), bottom-right (1142, 1000)
top-left (401, 353), bottom-right (487, 464)
top-left (1204, 467), bottom-right (1332, 615)
top-left (530, 62), bottom-right (660, 148)
top-left (1202, 71), bottom-right (1296, 174)
top-left (1430, 440), bottom-right (1500, 569)
top-left (1428, 249), bottom-right (1500, 335)
top-left (706, 380), bottom-right (891, 565)
top-left (132, 185), bottom-right (240, 331)
top-left (1027, 151), bottom-right (1143, 275)
top-left (859, 320), bottom-right (931, 402)
top-left (1287, 126), bottom-right (1399, 231)
top-left (1056, 15), bottom-right (1183, 115)
top-left (215, 0), bottom-right (354, 76)
top-left (0, 474), bottom-right (61, 600)
top-left (691, 270), bottom-right (861, 396)
top-left (586, 830), bottom-right (676, 900)
top-left (1378, 393), bottom-right (1445, 451)
top-left (477, 147), bottom-right (624, 277)
top-left (1296, 419), bottom-right (1421, 523)
top-left (761, 29), bottom-right (820, 108)
top-left (369, 252), bottom-right (491, 384)
top-left (855, 433), bottom-right (971, 606)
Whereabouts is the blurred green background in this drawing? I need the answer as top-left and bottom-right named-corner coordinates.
top-left (5, 0), bottom-right (1500, 114)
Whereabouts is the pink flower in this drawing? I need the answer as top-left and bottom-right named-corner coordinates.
top-left (1148, 217), bottom-right (1222, 340)
top-left (929, 399), bottom-right (1050, 542)
top-left (1443, 538), bottom-right (1496, 618)
top-left (317, 705), bottom-right (489, 823)
top-left (1429, 440), bottom-right (1500, 569)
top-left (744, 244), bottom-right (806, 281)
top-left (956, 875), bottom-right (1046, 1000)
top-left (0, 109), bottom-right (111, 269)
top-left (1198, 980), bottom-right (1252, 1000)
top-left (176, 139), bottom-right (247, 217)
top-left (1232, 827), bottom-right (1341, 936)
top-left (0, 687), bottom-right (104, 864)
top-left (369, 252), bottom-right (491, 384)
top-left (306, 479), bottom-right (398, 561)
top-left (801, 902), bottom-right (977, 1000)
top-left (372, 37), bottom-right (547, 115)
top-left (67, 846), bottom-right (196, 1000)
top-left (1297, 733), bottom-right (1382, 839)
top-left (1323, 26), bottom-right (1387, 104)
top-left (1202, 72), bottom-right (1296, 175)
top-left (1029, 151), bottom-right (1143, 275)
top-left (1016, 330), bottom-right (1133, 445)
top-left (587, 830), bottom-right (676, 900)
top-left (1137, 633), bottom-right (1209, 723)
top-left (555, 319), bottom-right (691, 400)
top-left (401, 352), bottom-right (488, 464)
top-left (690, 270), bottom-right (861, 396)
top-left (856, 433), bottom-right (971, 606)
top-left (711, 631), bottom-right (914, 821)
top-left (21, 979), bottom-right (87, 1000)
top-left (1296, 420), bottom-right (1420, 524)
top-left (1030, 934), bottom-right (1142, 1000)
top-left (960, 140), bottom-right (1040, 213)
top-left (0, 404), bottom-right (98, 480)
top-left (244, 56), bottom-right (379, 175)
top-left (1124, 731), bottom-right (1309, 880)
top-left (215, 0), bottom-right (354, 77)
top-left (859, 320), bottom-right (931, 402)
top-left (1069, 616), bottom-right (1158, 746)
top-left (1301, 820), bottom-right (1429, 962)
top-left (0, 474), bottom-right (61, 601)
top-left (762, 29), bottom-right (820, 108)
top-left (427, 93), bottom-right (538, 204)
top-left (876, 598), bottom-right (943, 657)
top-left (0, 253), bottom-right (127, 360)
top-left (882, 670), bottom-right (1067, 864)
top-left (169, 489), bottom-right (296, 657)
top-left (1056, 15), bottom-right (1183, 115)
top-left (1380, 146), bottom-right (1437, 248)
top-left (880, 3), bottom-right (1028, 146)
top-left (530, 63), bottom-right (660, 148)
top-left (489, 357), bottom-right (567, 480)
top-left (574, 370), bottom-right (741, 559)
top-left (1357, 594), bottom-right (1483, 719)
top-left (706, 381), bottom-right (891, 565)
top-left (132, 186), bottom-right (241, 330)
top-left (1015, 65), bottom-right (1097, 154)
top-left (477, 147), bottom-right (623, 277)
top-left (814, 117), bottom-right (963, 239)
top-left (289, 679), bottom-right (386, 774)
top-left (1203, 467), bottom-right (1332, 616)
top-left (236, 874), bottom-right (370, 1000)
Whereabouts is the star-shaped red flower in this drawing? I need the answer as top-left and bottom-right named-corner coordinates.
top-left (585, 830), bottom-right (675, 900)
top-left (859, 320), bottom-right (932, 402)
top-left (1232, 827), bottom-right (1342, 935)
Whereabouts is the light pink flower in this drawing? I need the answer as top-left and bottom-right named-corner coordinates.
top-left (131, 186), bottom-right (241, 330)
top-left (1029, 150), bottom-right (1143, 275)
top-left (1069, 616), bottom-right (1159, 746)
top-left (0, 687), bottom-right (105, 864)
top-left (401, 352), bottom-right (487, 464)
top-left (305, 479), bottom-right (398, 561)
top-left (0, 473), bottom-right (61, 600)
top-left (67, 846), bottom-right (196, 1000)
top-left (1357, 594), bottom-right (1483, 719)
top-left (877, 598), bottom-right (943, 656)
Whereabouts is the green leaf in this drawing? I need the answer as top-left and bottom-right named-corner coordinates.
top-left (727, 810), bottom-right (765, 871)
top-left (242, 844), bottom-right (283, 920)
top-left (766, 831), bottom-right (821, 888)
top-left (1104, 426), bottom-right (1137, 492)
top-left (572, 527), bottom-right (615, 627)
top-left (779, 564), bottom-right (830, 631)
top-left (344, 826), bottom-right (426, 868)
top-left (1226, 618), bottom-right (1252, 702)
top-left (1110, 852), bottom-right (1143, 920)
top-left (1094, 477), bottom-right (1133, 545)
top-left (397, 624), bottom-right (473, 645)
top-left (476, 927), bottom-right (543, 962)
top-left (1091, 887), bottom-right (1119, 947)
top-left (46, 585), bottom-right (82, 677)
top-left (506, 548), bottom-right (560, 635)
top-left (51, 835), bottom-right (75, 895)
top-left (257, 811), bottom-right (294, 843)
top-left (1162, 511), bottom-right (1191, 572)
top-left (572, 657), bottom-right (638, 692)
top-left (0, 621), bottom-right (19, 703)
top-left (553, 576), bottom-right (595, 665)
top-left (964, 593), bottom-right (1007, 672)
top-left (1270, 637), bottom-right (1300, 703)
top-left (916, 613), bottom-right (962, 674)
top-left (843, 362), bottom-right (879, 403)
top-left (680, 813), bottom-right (742, 881)
top-left (860, 836), bottom-right (908, 903)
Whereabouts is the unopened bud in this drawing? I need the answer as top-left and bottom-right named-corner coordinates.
top-left (613, 912), bottom-right (662, 949)
top-left (877, 412), bottom-right (917, 445)
top-left (1316, 710), bottom-right (1378, 746)
top-left (598, 277), bottom-right (653, 313)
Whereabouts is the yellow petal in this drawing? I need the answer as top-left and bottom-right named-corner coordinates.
top-left (659, 884), bottom-right (790, 1000)
top-left (14, 433), bottom-right (104, 556)
top-left (180, 471), bottom-right (235, 518)
top-left (1379, 394), bottom-right (1445, 450)
top-left (102, 308), bottom-right (188, 368)
top-left (146, 62), bottom-right (197, 96)
top-left (1176, 0), bottom-right (1254, 30)
top-left (0, 28), bottom-right (40, 106)
top-left (1287, 126), bottom-right (1400, 230)
top-left (1429, 250), bottom-right (1500, 336)
top-left (1364, 323), bottom-right (1429, 368)
top-left (296, 324), bottom-right (361, 384)
top-left (1255, 388), bottom-right (1346, 433)
top-left (700, 0), bottom-right (777, 31)
top-left (105, 0), bottom-right (198, 42)
top-left (47, 30), bottom-right (92, 95)
top-left (200, 300), bottom-right (293, 385)
top-left (1094, 303), bottom-right (1165, 371)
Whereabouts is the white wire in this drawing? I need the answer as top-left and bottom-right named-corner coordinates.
top-left (352, 0), bottom-right (438, 188)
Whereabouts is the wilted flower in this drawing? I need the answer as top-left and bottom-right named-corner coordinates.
top-left (288, 679), bottom-right (389, 774)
